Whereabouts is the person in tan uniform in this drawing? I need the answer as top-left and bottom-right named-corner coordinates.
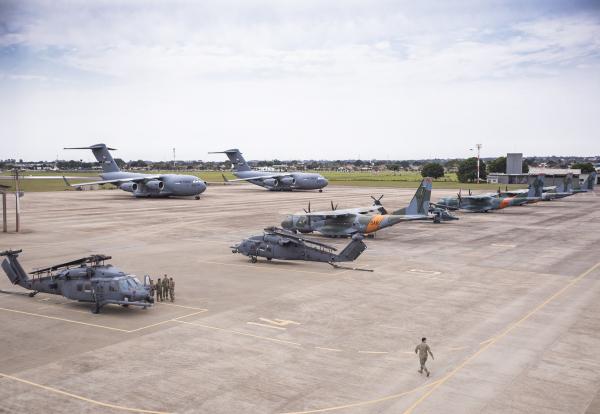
top-left (162, 275), bottom-right (169, 302)
top-left (415, 337), bottom-right (434, 377)
top-left (156, 277), bottom-right (162, 302)
top-left (169, 277), bottom-right (175, 302)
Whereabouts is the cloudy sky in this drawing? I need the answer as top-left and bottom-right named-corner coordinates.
top-left (1, 0), bottom-right (599, 162)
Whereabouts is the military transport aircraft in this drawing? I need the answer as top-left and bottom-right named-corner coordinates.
top-left (1, 249), bottom-right (153, 313)
top-left (281, 177), bottom-right (456, 237)
top-left (495, 174), bottom-right (546, 205)
top-left (63, 144), bottom-right (207, 198)
top-left (540, 173), bottom-right (575, 200)
top-left (209, 149), bottom-right (328, 192)
top-left (232, 227), bottom-right (367, 267)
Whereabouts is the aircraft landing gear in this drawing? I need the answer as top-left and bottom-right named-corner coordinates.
top-left (92, 302), bottom-right (101, 314)
top-left (28, 291), bottom-right (39, 297)
top-left (250, 256), bottom-right (257, 263)
top-left (319, 189), bottom-right (323, 193)
top-left (195, 195), bottom-right (201, 200)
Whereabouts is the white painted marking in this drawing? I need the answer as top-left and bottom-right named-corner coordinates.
top-left (490, 243), bottom-right (516, 248)
top-left (315, 347), bottom-right (343, 352)
top-left (247, 322), bottom-right (286, 330)
top-left (258, 318), bottom-right (301, 327)
top-left (358, 350), bottom-right (388, 354)
top-left (408, 269), bottom-right (441, 275)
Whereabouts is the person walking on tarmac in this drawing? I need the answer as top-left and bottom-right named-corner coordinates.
top-left (415, 337), bottom-right (434, 377)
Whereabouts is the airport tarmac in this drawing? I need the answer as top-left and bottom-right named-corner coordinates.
top-left (0, 185), bottom-right (599, 414)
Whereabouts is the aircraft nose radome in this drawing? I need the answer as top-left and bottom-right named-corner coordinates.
top-left (319, 178), bottom-right (329, 186)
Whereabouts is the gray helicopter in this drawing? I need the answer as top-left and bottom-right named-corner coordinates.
top-left (232, 227), bottom-right (367, 267)
top-left (1, 250), bottom-right (154, 313)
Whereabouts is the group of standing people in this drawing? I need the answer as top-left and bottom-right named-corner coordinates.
top-left (150, 275), bottom-right (175, 302)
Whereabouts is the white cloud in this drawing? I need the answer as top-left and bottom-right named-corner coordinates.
top-left (1, 1), bottom-right (599, 160)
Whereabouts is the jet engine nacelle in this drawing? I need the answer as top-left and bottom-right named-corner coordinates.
top-left (119, 182), bottom-right (138, 193)
top-left (279, 177), bottom-right (296, 187)
top-left (145, 180), bottom-right (164, 192)
top-left (263, 178), bottom-right (277, 187)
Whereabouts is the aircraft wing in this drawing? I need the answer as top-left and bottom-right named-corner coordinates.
top-left (225, 173), bottom-right (293, 182)
top-left (303, 212), bottom-right (356, 219)
top-left (63, 175), bottom-right (161, 187)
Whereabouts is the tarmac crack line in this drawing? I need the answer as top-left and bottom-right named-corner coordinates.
top-left (0, 371), bottom-right (170, 414)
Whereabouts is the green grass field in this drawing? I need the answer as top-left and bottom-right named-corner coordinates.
top-left (0, 170), bottom-right (524, 192)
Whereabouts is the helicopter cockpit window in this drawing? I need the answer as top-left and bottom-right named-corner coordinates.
top-left (119, 280), bottom-right (130, 291)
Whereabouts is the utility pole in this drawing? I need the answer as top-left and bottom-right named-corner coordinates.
top-left (2, 191), bottom-right (6, 233)
top-left (14, 169), bottom-right (20, 232)
top-left (475, 143), bottom-right (482, 183)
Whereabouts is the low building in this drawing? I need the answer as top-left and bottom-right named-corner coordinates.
top-left (488, 168), bottom-right (581, 187)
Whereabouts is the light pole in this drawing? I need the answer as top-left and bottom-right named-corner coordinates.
top-left (469, 144), bottom-right (482, 183)
top-left (172, 148), bottom-right (176, 169)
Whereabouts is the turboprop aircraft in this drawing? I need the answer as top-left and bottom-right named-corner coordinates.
top-left (281, 177), bottom-right (457, 237)
top-left (63, 144), bottom-right (207, 199)
top-left (209, 149), bottom-right (328, 192)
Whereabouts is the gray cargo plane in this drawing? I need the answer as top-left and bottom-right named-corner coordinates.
top-left (63, 144), bottom-right (207, 199)
top-left (210, 149), bottom-right (328, 192)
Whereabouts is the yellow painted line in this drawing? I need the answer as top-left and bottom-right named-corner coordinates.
top-left (315, 347), bottom-right (343, 352)
top-left (358, 351), bottom-right (388, 355)
top-left (402, 260), bottom-right (600, 414)
top-left (247, 321), bottom-right (287, 330)
top-left (174, 320), bottom-right (302, 347)
top-left (280, 380), bottom-right (443, 414)
top-left (155, 302), bottom-right (207, 311)
top-left (479, 337), bottom-right (495, 345)
top-left (126, 310), bottom-right (208, 333)
top-left (0, 371), bottom-right (170, 413)
top-left (0, 307), bottom-right (129, 332)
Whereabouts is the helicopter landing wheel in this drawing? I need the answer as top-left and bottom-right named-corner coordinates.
top-left (251, 256), bottom-right (257, 263)
top-left (195, 195), bottom-right (201, 200)
top-left (319, 189), bottom-right (323, 193)
top-left (267, 257), bottom-right (272, 261)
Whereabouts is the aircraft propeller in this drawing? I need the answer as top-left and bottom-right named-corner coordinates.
top-left (370, 194), bottom-right (384, 206)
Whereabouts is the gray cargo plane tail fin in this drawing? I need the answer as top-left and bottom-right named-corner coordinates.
top-left (528, 174), bottom-right (545, 198)
top-left (556, 173), bottom-right (573, 193)
top-left (0, 250), bottom-right (29, 287)
top-left (335, 234), bottom-right (367, 262)
top-left (392, 177), bottom-right (432, 216)
top-left (209, 149), bottom-right (251, 172)
top-left (585, 172), bottom-right (597, 190)
top-left (64, 144), bottom-right (120, 173)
